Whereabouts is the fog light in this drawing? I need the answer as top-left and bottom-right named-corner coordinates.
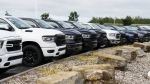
top-left (4, 62), bottom-right (10, 66)
top-left (47, 50), bottom-right (54, 53)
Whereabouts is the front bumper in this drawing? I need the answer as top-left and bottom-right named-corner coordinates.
top-left (109, 39), bottom-right (120, 44)
top-left (0, 52), bottom-right (23, 68)
top-left (41, 45), bottom-right (66, 57)
top-left (83, 41), bottom-right (97, 50)
top-left (97, 38), bottom-right (108, 47)
top-left (66, 43), bottom-right (82, 54)
top-left (120, 38), bottom-right (126, 44)
top-left (139, 36), bottom-right (149, 42)
top-left (144, 37), bottom-right (149, 42)
top-left (127, 36), bottom-right (139, 43)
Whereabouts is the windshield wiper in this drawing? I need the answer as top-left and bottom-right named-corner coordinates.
top-left (0, 28), bottom-right (9, 31)
top-left (20, 27), bottom-right (30, 29)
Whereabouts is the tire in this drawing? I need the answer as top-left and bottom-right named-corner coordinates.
top-left (0, 68), bottom-right (9, 73)
top-left (100, 40), bottom-right (108, 48)
top-left (22, 45), bottom-right (43, 67)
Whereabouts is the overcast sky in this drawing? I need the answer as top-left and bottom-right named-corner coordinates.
top-left (0, 0), bottom-right (150, 22)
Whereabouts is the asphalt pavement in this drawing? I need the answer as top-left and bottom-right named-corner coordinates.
top-left (0, 65), bottom-right (32, 80)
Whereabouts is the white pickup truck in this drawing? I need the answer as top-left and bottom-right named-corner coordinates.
top-left (0, 16), bottom-right (66, 67)
top-left (82, 23), bottom-right (121, 45)
top-left (0, 24), bottom-right (23, 73)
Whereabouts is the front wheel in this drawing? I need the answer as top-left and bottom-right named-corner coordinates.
top-left (23, 45), bottom-right (43, 67)
top-left (100, 40), bottom-right (108, 48)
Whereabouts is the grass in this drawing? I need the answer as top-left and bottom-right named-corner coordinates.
top-left (76, 55), bottom-right (97, 62)
top-left (38, 67), bottom-right (59, 75)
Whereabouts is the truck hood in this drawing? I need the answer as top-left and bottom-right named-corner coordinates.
top-left (127, 30), bottom-right (147, 34)
top-left (72, 28), bottom-right (97, 34)
top-left (54, 28), bottom-right (81, 35)
top-left (122, 30), bottom-right (138, 34)
top-left (21, 28), bottom-right (64, 36)
top-left (118, 30), bottom-right (135, 34)
top-left (89, 29), bottom-right (106, 34)
top-left (0, 30), bottom-right (20, 39)
top-left (102, 29), bottom-right (119, 33)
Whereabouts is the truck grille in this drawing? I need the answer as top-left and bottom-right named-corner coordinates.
top-left (91, 34), bottom-right (97, 41)
top-left (148, 33), bottom-right (150, 37)
top-left (75, 34), bottom-right (82, 43)
top-left (6, 40), bottom-right (21, 52)
top-left (101, 33), bottom-right (106, 38)
top-left (121, 34), bottom-right (126, 38)
top-left (55, 34), bottom-right (65, 46)
top-left (144, 33), bottom-right (148, 37)
top-left (116, 34), bottom-right (120, 39)
top-left (134, 34), bottom-right (138, 38)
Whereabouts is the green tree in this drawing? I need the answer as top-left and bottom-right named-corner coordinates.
top-left (68, 11), bottom-right (79, 21)
top-left (89, 17), bottom-right (103, 24)
top-left (5, 11), bottom-right (11, 16)
top-left (122, 16), bottom-right (133, 26)
top-left (41, 13), bottom-right (51, 20)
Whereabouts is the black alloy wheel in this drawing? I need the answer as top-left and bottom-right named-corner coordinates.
top-left (23, 45), bottom-right (43, 67)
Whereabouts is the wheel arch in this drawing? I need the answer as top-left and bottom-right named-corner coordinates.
top-left (22, 41), bottom-right (44, 57)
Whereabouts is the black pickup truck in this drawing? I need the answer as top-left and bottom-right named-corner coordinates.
top-left (44, 20), bottom-right (98, 51)
top-left (124, 26), bottom-right (149, 42)
top-left (65, 21), bottom-right (108, 48)
top-left (20, 18), bottom-right (82, 55)
top-left (108, 26), bottom-right (139, 44)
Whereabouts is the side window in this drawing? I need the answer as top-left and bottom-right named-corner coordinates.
top-left (0, 19), bottom-right (14, 31)
top-left (46, 22), bottom-right (60, 28)
top-left (0, 19), bottom-right (9, 25)
top-left (23, 20), bottom-right (37, 28)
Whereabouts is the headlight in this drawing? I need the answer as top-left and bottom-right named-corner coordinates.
top-left (42, 36), bottom-right (55, 41)
top-left (0, 41), bottom-right (4, 48)
top-left (82, 34), bottom-right (90, 38)
top-left (109, 33), bottom-right (115, 37)
top-left (127, 33), bottom-right (134, 36)
top-left (97, 34), bottom-right (101, 37)
top-left (65, 35), bottom-right (74, 39)
top-left (138, 33), bottom-right (144, 36)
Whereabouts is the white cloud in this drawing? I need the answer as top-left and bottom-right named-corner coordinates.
top-left (0, 0), bottom-right (150, 22)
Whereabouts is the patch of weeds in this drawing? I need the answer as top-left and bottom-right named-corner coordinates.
top-left (39, 67), bottom-right (59, 75)
top-left (76, 55), bottom-right (97, 62)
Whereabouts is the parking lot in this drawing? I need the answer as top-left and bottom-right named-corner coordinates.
top-left (0, 65), bottom-right (32, 80)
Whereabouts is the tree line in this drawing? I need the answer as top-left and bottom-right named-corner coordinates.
top-left (4, 11), bottom-right (150, 26)
top-left (89, 16), bottom-right (150, 25)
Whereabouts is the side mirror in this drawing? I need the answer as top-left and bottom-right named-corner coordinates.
top-left (111, 29), bottom-right (114, 30)
top-left (30, 25), bottom-right (36, 28)
top-left (0, 24), bottom-right (13, 31)
top-left (53, 25), bottom-right (58, 28)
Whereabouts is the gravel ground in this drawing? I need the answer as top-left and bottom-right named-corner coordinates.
top-left (1, 46), bottom-right (150, 84)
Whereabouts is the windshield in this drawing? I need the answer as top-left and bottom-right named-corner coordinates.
top-left (142, 27), bottom-right (147, 29)
top-left (104, 26), bottom-right (114, 30)
top-left (82, 24), bottom-right (93, 29)
top-left (57, 21), bottom-right (71, 28)
top-left (126, 26), bottom-right (138, 31)
top-left (98, 25), bottom-right (105, 29)
top-left (64, 22), bottom-right (76, 28)
top-left (6, 17), bottom-right (31, 29)
top-left (73, 22), bottom-right (86, 28)
top-left (34, 19), bottom-right (54, 29)
top-left (114, 26), bottom-right (126, 31)
top-left (90, 23), bottom-right (101, 29)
